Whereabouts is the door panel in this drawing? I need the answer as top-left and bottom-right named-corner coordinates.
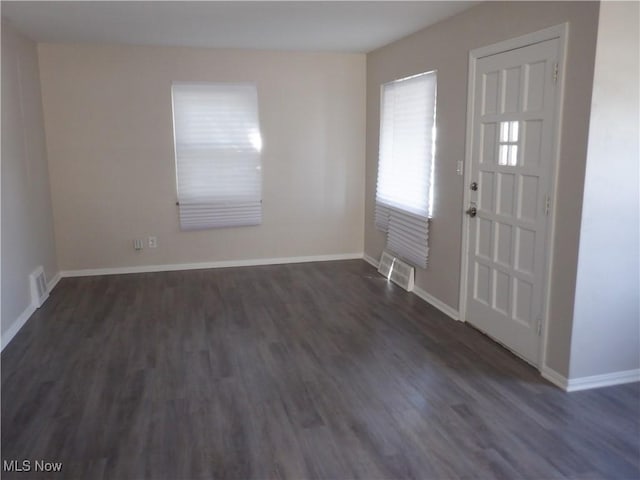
top-left (466, 38), bottom-right (560, 365)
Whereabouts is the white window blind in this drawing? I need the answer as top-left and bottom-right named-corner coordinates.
top-left (172, 82), bottom-right (262, 230)
top-left (375, 71), bottom-right (437, 268)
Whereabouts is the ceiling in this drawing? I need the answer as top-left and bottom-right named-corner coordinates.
top-left (1, 1), bottom-right (478, 53)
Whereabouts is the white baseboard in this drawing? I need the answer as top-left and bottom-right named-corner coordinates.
top-left (60, 253), bottom-right (364, 278)
top-left (363, 253), bottom-right (379, 268)
top-left (565, 368), bottom-right (640, 392)
top-left (541, 366), bottom-right (569, 390)
top-left (47, 271), bottom-right (61, 292)
top-left (1, 270), bottom-right (62, 352)
top-left (541, 365), bottom-right (640, 392)
top-left (1, 301), bottom-right (36, 351)
top-left (412, 286), bottom-right (460, 321)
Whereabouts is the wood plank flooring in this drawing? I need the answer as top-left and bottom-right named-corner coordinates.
top-left (2, 260), bottom-right (639, 479)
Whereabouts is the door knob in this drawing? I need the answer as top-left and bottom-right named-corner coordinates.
top-left (466, 206), bottom-right (477, 217)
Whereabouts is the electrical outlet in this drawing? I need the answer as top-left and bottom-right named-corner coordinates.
top-left (133, 239), bottom-right (144, 251)
top-left (148, 236), bottom-right (158, 248)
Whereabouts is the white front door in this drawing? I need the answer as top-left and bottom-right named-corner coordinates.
top-left (465, 37), bottom-right (561, 365)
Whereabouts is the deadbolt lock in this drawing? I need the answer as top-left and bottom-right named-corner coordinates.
top-left (470, 181), bottom-right (478, 191)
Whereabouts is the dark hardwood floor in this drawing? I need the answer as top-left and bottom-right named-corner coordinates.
top-left (2, 260), bottom-right (639, 479)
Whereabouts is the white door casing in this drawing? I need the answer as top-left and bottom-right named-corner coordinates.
top-left (461, 26), bottom-right (567, 367)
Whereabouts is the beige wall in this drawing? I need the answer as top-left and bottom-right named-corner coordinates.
top-left (570, 1), bottom-right (640, 379)
top-left (365, 1), bottom-right (599, 376)
top-left (1, 20), bottom-right (58, 336)
top-left (38, 45), bottom-right (366, 271)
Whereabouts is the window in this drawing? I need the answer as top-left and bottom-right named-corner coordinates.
top-left (498, 120), bottom-right (519, 166)
top-left (375, 71), bottom-right (437, 269)
top-left (172, 82), bottom-right (262, 230)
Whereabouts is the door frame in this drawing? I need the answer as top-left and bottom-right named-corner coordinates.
top-left (458, 23), bottom-right (569, 369)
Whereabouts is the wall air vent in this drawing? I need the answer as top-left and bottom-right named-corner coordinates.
top-left (377, 251), bottom-right (415, 292)
top-left (377, 251), bottom-right (395, 278)
top-left (29, 266), bottom-right (49, 308)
